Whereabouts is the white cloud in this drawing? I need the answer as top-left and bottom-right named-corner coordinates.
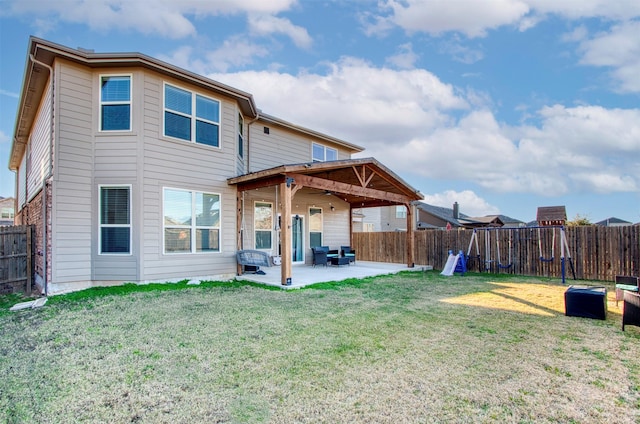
top-left (6, 0), bottom-right (298, 38)
top-left (576, 20), bottom-right (640, 93)
top-left (385, 43), bottom-right (419, 69)
top-left (248, 14), bottom-right (313, 49)
top-left (375, 0), bottom-right (530, 38)
top-left (370, 0), bottom-right (640, 38)
top-left (422, 190), bottom-right (500, 216)
top-left (210, 57), bottom-right (468, 143)
top-left (0, 130), bottom-right (9, 144)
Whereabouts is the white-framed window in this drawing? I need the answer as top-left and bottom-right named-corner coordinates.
top-left (309, 207), bottom-right (323, 247)
top-left (238, 113), bottom-right (244, 158)
top-left (254, 201), bottom-right (273, 250)
top-left (163, 188), bottom-right (220, 254)
top-left (99, 185), bottom-right (131, 254)
top-left (1, 207), bottom-right (14, 219)
top-left (395, 205), bottom-right (407, 219)
top-left (164, 83), bottom-right (220, 147)
top-left (312, 143), bottom-right (337, 162)
top-left (100, 75), bottom-right (131, 131)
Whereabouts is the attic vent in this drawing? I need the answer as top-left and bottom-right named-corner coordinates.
top-left (263, 127), bottom-right (270, 134)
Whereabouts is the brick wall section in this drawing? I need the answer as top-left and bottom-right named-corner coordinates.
top-left (14, 180), bottom-right (52, 293)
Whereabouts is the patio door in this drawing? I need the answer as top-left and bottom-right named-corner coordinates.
top-left (292, 215), bottom-right (305, 263)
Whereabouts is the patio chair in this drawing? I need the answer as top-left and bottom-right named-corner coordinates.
top-left (622, 290), bottom-right (640, 331)
top-left (312, 247), bottom-right (329, 267)
top-left (341, 246), bottom-right (356, 264)
top-left (615, 275), bottom-right (639, 306)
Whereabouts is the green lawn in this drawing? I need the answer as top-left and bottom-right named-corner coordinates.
top-left (1, 272), bottom-right (639, 423)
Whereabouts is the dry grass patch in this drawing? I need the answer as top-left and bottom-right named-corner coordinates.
top-left (1, 273), bottom-right (639, 423)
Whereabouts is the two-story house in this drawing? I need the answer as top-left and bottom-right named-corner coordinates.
top-left (9, 37), bottom-right (422, 294)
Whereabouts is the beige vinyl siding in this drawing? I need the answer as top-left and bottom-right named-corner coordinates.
top-left (140, 74), bottom-right (238, 281)
top-left (249, 124), bottom-right (311, 172)
top-left (26, 79), bottom-right (52, 201)
top-left (241, 189), bottom-right (351, 264)
top-left (249, 123), bottom-right (354, 172)
top-left (92, 70), bottom-right (141, 281)
top-left (51, 61), bottom-right (94, 283)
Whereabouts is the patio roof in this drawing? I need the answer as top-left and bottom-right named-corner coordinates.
top-left (227, 157), bottom-right (423, 208)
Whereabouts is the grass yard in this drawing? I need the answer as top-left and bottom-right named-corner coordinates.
top-left (1, 272), bottom-right (639, 423)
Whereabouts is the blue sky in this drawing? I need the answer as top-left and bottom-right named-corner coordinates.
top-left (1, 0), bottom-right (639, 223)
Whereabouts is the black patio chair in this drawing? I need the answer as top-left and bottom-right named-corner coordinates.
top-left (312, 247), bottom-right (329, 267)
top-left (341, 246), bottom-right (356, 264)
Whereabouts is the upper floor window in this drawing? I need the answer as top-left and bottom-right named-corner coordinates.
top-left (395, 205), bottom-right (407, 219)
top-left (1, 207), bottom-right (14, 219)
top-left (163, 188), bottom-right (220, 254)
top-left (99, 185), bottom-right (131, 254)
top-left (238, 113), bottom-right (244, 158)
top-left (100, 75), bottom-right (131, 131)
top-left (312, 143), bottom-right (337, 162)
top-left (164, 84), bottom-right (220, 147)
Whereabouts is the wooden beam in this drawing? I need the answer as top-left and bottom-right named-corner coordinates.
top-left (235, 175), bottom-right (287, 192)
top-left (280, 181), bottom-right (292, 286)
top-left (406, 203), bottom-right (415, 268)
top-left (288, 173), bottom-right (412, 205)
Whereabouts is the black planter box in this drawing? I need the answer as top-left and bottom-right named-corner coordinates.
top-left (565, 285), bottom-right (607, 320)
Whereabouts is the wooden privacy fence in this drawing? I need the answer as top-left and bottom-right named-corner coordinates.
top-left (0, 225), bottom-right (34, 295)
top-left (353, 226), bottom-right (640, 282)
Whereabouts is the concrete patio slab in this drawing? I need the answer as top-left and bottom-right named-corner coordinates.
top-left (236, 261), bottom-right (433, 289)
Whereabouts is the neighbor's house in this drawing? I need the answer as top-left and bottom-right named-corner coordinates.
top-left (9, 37), bottom-right (422, 294)
top-left (595, 217), bottom-right (632, 227)
top-left (0, 197), bottom-right (16, 226)
top-left (363, 201), bottom-right (524, 231)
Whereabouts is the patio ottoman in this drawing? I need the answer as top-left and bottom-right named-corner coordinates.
top-left (330, 256), bottom-right (350, 266)
top-left (564, 285), bottom-right (607, 320)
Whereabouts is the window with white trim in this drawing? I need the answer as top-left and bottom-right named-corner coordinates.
top-left (395, 205), bottom-right (407, 219)
top-left (99, 186), bottom-right (131, 254)
top-left (312, 143), bottom-right (337, 162)
top-left (254, 202), bottom-right (273, 250)
top-left (309, 207), bottom-right (323, 247)
top-left (163, 188), bottom-right (220, 253)
top-left (100, 75), bottom-right (131, 131)
top-left (238, 113), bottom-right (244, 158)
top-left (164, 84), bottom-right (220, 147)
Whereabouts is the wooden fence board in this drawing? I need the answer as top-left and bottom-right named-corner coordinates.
top-left (354, 226), bottom-right (640, 282)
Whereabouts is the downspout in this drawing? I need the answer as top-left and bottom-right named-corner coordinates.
top-left (245, 114), bottom-right (259, 174)
top-left (30, 53), bottom-right (54, 297)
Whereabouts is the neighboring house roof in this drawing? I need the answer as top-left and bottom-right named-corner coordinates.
top-left (536, 206), bottom-right (567, 225)
top-left (415, 202), bottom-right (472, 228)
top-left (495, 214), bottom-right (525, 227)
top-left (595, 217), bottom-right (632, 226)
top-left (460, 215), bottom-right (504, 227)
top-left (10, 37), bottom-right (364, 171)
top-left (228, 158), bottom-right (423, 208)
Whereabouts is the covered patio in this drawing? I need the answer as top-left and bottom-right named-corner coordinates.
top-left (236, 261), bottom-right (433, 289)
top-left (228, 158), bottom-right (424, 286)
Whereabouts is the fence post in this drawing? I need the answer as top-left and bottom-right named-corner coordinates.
top-left (26, 226), bottom-right (32, 296)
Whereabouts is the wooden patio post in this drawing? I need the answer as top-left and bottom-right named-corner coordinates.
top-left (280, 180), bottom-right (292, 285)
top-left (236, 190), bottom-right (243, 276)
top-left (406, 203), bottom-right (415, 268)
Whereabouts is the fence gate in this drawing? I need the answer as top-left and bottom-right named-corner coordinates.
top-left (0, 225), bottom-right (34, 295)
